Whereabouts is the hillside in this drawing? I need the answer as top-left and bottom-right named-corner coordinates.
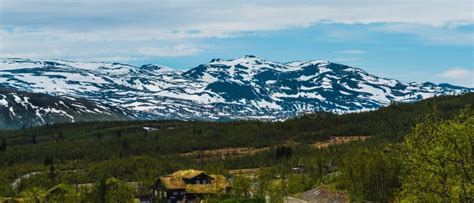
top-left (0, 88), bottom-right (131, 129)
top-left (1, 93), bottom-right (471, 164)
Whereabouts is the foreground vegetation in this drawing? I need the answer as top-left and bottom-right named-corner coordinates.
top-left (0, 93), bottom-right (473, 202)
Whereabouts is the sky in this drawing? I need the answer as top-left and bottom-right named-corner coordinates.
top-left (0, 0), bottom-right (473, 87)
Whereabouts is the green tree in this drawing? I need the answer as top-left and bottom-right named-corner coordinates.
top-left (20, 187), bottom-right (47, 203)
top-left (267, 181), bottom-right (284, 203)
top-left (339, 146), bottom-right (401, 201)
top-left (256, 168), bottom-right (273, 197)
top-left (121, 138), bottom-right (129, 151)
top-left (0, 139), bottom-right (6, 151)
top-left (232, 175), bottom-right (252, 198)
top-left (31, 134), bottom-right (37, 144)
top-left (44, 183), bottom-right (79, 202)
top-left (0, 172), bottom-right (14, 197)
top-left (57, 132), bottom-right (64, 141)
top-left (399, 107), bottom-right (474, 202)
top-left (287, 174), bottom-right (313, 194)
top-left (87, 177), bottom-right (134, 203)
top-left (115, 130), bottom-right (122, 138)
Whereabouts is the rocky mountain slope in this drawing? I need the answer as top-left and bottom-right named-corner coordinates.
top-left (0, 88), bottom-right (131, 128)
top-left (0, 56), bottom-right (471, 124)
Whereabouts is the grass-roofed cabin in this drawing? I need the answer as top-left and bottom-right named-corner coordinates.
top-left (153, 169), bottom-right (231, 203)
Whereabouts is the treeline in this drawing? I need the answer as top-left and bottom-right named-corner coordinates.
top-left (1, 93), bottom-right (472, 166)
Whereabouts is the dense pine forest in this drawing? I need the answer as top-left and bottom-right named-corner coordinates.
top-left (0, 93), bottom-right (472, 202)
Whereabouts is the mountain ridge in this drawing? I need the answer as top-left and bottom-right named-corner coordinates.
top-left (0, 56), bottom-right (472, 125)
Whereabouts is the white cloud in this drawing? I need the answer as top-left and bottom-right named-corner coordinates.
top-left (334, 58), bottom-right (364, 62)
top-left (138, 45), bottom-right (203, 57)
top-left (2, 0), bottom-right (472, 28)
top-left (0, 0), bottom-right (472, 61)
top-left (335, 50), bottom-right (366, 54)
top-left (372, 23), bottom-right (474, 45)
top-left (438, 68), bottom-right (474, 87)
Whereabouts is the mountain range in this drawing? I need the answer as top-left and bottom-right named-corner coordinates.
top-left (0, 55), bottom-right (471, 128)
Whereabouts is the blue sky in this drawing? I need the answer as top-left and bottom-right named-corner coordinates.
top-left (0, 0), bottom-right (473, 86)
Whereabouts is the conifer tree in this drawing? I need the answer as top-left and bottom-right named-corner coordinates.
top-left (0, 139), bottom-right (6, 151)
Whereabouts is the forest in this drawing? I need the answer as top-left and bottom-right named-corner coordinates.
top-left (0, 93), bottom-right (472, 202)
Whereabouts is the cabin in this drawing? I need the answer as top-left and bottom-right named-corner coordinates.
top-left (153, 169), bottom-right (231, 203)
top-left (143, 126), bottom-right (160, 131)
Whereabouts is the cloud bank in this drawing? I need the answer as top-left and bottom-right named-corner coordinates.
top-left (0, 0), bottom-right (473, 61)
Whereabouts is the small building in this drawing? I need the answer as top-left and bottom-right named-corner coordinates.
top-left (292, 158), bottom-right (306, 174)
top-left (292, 165), bottom-right (306, 174)
top-left (153, 169), bottom-right (231, 203)
top-left (143, 126), bottom-right (160, 131)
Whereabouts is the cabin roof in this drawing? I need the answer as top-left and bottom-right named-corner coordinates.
top-left (160, 176), bottom-right (186, 190)
top-left (159, 170), bottom-right (230, 193)
top-left (170, 169), bottom-right (209, 179)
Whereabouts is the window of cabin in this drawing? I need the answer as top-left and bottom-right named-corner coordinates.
top-left (180, 191), bottom-right (185, 195)
top-left (173, 191), bottom-right (178, 196)
top-left (196, 180), bottom-right (200, 184)
top-left (202, 180), bottom-right (207, 184)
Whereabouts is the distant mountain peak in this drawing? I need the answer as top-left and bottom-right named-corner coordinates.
top-left (209, 58), bottom-right (222, 63)
top-left (209, 55), bottom-right (269, 65)
top-left (140, 64), bottom-right (175, 72)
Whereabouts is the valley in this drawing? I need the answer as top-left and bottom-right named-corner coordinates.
top-left (2, 0), bottom-right (473, 201)
top-left (0, 93), bottom-right (472, 202)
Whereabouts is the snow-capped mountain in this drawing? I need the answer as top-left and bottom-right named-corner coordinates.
top-left (0, 56), bottom-right (471, 123)
top-left (0, 88), bottom-right (131, 128)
